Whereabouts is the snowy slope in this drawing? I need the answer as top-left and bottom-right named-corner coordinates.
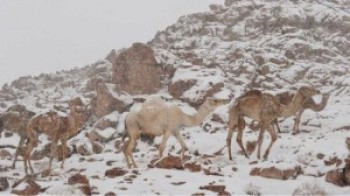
top-left (1, 0), bottom-right (350, 195)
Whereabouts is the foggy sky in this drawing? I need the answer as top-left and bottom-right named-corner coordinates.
top-left (0, 0), bottom-right (223, 86)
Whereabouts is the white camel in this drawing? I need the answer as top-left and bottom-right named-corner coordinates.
top-left (122, 97), bottom-right (227, 168)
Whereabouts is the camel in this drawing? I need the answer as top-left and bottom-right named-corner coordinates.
top-left (273, 92), bottom-right (329, 134)
top-left (123, 97), bottom-right (228, 168)
top-left (251, 91), bottom-right (329, 134)
top-left (23, 97), bottom-right (90, 175)
top-left (0, 105), bottom-right (35, 168)
top-left (227, 86), bottom-right (320, 161)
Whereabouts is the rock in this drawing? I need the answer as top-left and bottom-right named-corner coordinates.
top-left (325, 159), bottom-right (350, 187)
top-left (0, 177), bottom-right (9, 191)
top-left (245, 141), bottom-right (257, 155)
top-left (346, 138), bottom-right (350, 152)
top-left (90, 82), bottom-right (129, 118)
top-left (199, 184), bottom-right (226, 193)
top-left (95, 118), bottom-right (117, 130)
top-left (168, 79), bottom-right (197, 100)
top-left (11, 179), bottom-right (41, 196)
top-left (184, 162), bottom-right (201, 172)
top-left (325, 169), bottom-right (346, 187)
top-left (324, 156), bottom-right (342, 167)
top-left (0, 149), bottom-right (11, 160)
top-left (0, 104), bottom-right (35, 140)
top-left (111, 42), bottom-right (165, 95)
top-left (203, 166), bottom-right (224, 176)
top-left (250, 166), bottom-right (302, 180)
top-left (104, 191), bottom-right (117, 196)
top-left (91, 141), bottom-right (104, 154)
top-left (150, 155), bottom-right (184, 170)
top-left (77, 144), bottom-right (90, 156)
top-left (105, 168), bottom-right (128, 178)
top-left (68, 174), bottom-right (91, 196)
top-left (168, 67), bottom-right (225, 106)
top-left (224, 0), bottom-right (235, 7)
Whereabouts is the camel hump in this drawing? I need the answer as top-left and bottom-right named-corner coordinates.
top-left (276, 92), bottom-right (294, 105)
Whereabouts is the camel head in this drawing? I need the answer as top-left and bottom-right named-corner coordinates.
top-left (201, 97), bottom-right (229, 111)
top-left (68, 97), bottom-right (91, 126)
top-left (298, 86), bottom-right (321, 98)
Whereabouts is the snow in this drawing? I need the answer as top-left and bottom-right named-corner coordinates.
top-left (1, 0), bottom-right (350, 195)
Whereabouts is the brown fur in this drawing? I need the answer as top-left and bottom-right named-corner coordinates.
top-left (0, 105), bottom-right (35, 168)
top-left (227, 86), bottom-right (320, 160)
top-left (23, 98), bottom-right (89, 175)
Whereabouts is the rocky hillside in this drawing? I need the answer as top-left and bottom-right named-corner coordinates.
top-left (1, 0), bottom-right (350, 195)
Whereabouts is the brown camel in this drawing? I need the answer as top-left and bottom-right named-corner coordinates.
top-left (251, 91), bottom-right (329, 134)
top-left (273, 92), bottom-right (329, 134)
top-left (0, 105), bottom-right (35, 168)
top-left (123, 97), bottom-right (228, 168)
top-left (23, 97), bottom-right (90, 175)
top-left (227, 86), bottom-right (320, 161)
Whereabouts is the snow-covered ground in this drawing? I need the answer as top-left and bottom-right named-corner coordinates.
top-left (1, 0), bottom-right (350, 195)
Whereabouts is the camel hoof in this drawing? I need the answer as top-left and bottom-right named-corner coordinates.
top-left (42, 169), bottom-right (51, 177)
top-left (292, 131), bottom-right (300, 135)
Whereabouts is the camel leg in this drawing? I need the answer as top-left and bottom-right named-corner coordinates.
top-left (273, 119), bottom-right (281, 133)
top-left (293, 110), bottom-right (304, 135)
top-left (173, 130), bottom-right (188, 159)
top-left (122, 139), bottom-right (132, 168)
top-left (12, 136), bottom-right (26, 169)
top-left (256, 123), bottom-right (266, 159)
top-left (158, 131), bottom-right (171, 157)
top-left (226, 128), bottom-right (235, 161)
top-left (48, 141), bottom-right (58, 173)
top-left (263, 124), bottom-right (277, 160)
top-left (60, 139), bottom-right (67, 169)
top-left (236, 116), bottom-right (249, 158)
top-left (123, 138), bottom-right (136, 168)
top-left (26, 141), bottom-right (35, 174)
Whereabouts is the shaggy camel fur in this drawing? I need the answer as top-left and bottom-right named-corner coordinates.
top-left (227, 86), bottom-right (320, 160)
top-left (273, 92), bottom-right (329, 134)
top-left (251, 92), bottom-right (329, 134)
top-left (123, 97), bottom-right (228, 168)
top-left (23, 98), bottom-right (89, 175)
top-left (0, 105), bottom-right (35, 168)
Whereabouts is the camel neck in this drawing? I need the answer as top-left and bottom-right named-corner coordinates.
top-left (280, 92), bottom-right (305, 117)
top-left (183, 104), bottom-right (212, 127)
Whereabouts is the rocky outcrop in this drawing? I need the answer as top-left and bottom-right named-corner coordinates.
top-left (168, 67), bottom-right (225, 106)
top-left (90, 81), bottom-right (129, 118)
top-left (110, 42), bottom-right (165, 95)
top-left (12, 180), bottom-right (41, 196)
top-left (149, 155), bottom-right (184, 170)
top-left (325, 159), bottom-right (350, 187)
top-left (0, 104), bottom-right (35, 138)
top-left (0, 177), bottom-right (9, 191)
top-left (105, 167), bottom-right (128, 178)
top-left (250, 166), bottom-right (302, 180)
top-left (68, 174), bottom-right (92, 196)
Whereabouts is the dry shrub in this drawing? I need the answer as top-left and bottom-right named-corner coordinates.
top-left (245, 183), bottom-right (261, 196)
top-left (292, 183), bottom-right (328, 196)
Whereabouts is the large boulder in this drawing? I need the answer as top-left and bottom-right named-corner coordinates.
top-left (250, 166), bottom-right (302, 180)
top-left (168, 66), bottom-right (225, 106)
top-left (90, 81), bottom-right (130, 118)
top-left (68, 174), bottom-right (92, 196)
top-left (325, 159), bottom-right (350, 187)
top-left (110, 42), bottom-right (165, 95)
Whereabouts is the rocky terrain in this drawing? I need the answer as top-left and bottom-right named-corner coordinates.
top-left (1, 0), bottom-right (350, 195)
